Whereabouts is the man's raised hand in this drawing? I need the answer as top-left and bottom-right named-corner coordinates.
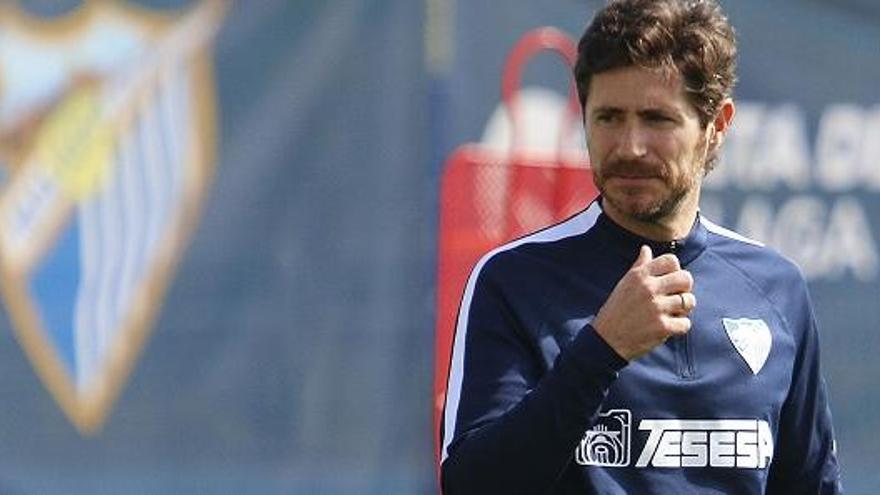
top-left (592, 245), bottom-right (696, 361)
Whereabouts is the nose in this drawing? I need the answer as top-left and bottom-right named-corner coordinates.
top-left (616, 123), bottom-right (648, 160)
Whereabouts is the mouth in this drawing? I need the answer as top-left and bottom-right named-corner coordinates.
top-left (602, 174), bottom-right (666, 196)
top-left (606, 174), bottom-right (662, 184)
top-left (602, 160), bottom-right (666, 181)
top-left (609, 173), bottom-right (659, 179)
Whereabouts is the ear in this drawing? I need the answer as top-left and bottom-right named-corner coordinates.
top-left (708, 98), bottom-right (735, 151)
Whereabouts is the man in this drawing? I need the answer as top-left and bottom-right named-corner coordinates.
top-left (440, 0), bottom-right (843, 493)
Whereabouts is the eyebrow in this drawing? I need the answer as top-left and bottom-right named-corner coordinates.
top-left (590, 105), bottom-right (684, 119)
top-left (590, 106), bottom-right (623, 116)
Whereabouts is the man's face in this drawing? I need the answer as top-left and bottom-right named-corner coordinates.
top-left (585, 66), bottom-right (711, 224)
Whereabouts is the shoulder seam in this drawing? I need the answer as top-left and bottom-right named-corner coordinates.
top-left (704, 249), bottom-right (796, 340)
top-left (701, 217), bottom-right (765, 247)
top-left (486, 202), bottom-right (602, 260)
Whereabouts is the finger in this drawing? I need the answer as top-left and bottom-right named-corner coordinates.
top-left (655, 270), bottom-right (694, 295)
top-left (645, 253), bottom-right (681, 276)
top-left (664, 314), bottom-right (692, 335)
top-left (632, 245), bottom-right (653, 268)
top-left (682, 292), bottom-right (696, 312)
top-left (658, 292), bottom-right (696, 315)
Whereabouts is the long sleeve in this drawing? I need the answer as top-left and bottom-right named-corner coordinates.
top-left (765, 291), bottom-right (843, 494)
top-left (441, 262), bottom-right (627, 494)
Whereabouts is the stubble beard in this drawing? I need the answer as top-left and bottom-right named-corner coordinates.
top-left (595, 161), bottom-right (701, 224)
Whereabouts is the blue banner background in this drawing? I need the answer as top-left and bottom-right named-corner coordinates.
top-left (0, 0), bottom-right (874, 493)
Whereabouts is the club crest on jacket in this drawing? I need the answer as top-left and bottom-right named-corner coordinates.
top-left (723, 317), bottom-right (772, 375)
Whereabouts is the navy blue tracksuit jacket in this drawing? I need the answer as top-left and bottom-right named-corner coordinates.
top-left (441, 200), bottom-right (842, 494)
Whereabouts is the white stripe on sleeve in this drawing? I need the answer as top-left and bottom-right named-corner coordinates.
top-left (441, 201), bottom-right (602, 462)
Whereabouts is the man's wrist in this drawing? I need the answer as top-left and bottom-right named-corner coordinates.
top-left (571, 324), bottom-right (629, 372)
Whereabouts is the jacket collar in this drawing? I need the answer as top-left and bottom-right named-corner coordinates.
top-left (592, 198), bottom-right (708, 266)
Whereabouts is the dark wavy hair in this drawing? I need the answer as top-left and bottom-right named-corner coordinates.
top-left (574, 0), bottom-right (737, 128)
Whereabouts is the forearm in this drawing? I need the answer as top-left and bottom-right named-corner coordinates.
top-left (442, 327), bottom-right (626, 494)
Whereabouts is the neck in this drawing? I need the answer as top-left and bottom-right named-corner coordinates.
top-left (601, 193), bottom-right (700, 242)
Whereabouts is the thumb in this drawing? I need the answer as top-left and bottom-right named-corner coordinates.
top-left (632, 245), bottom-right (653, 268)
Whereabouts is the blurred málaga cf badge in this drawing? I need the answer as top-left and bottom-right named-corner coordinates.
top-left (0, 1), bottom-right (227, 433)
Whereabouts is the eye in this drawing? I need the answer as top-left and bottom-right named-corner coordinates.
top-left (593, 112), bottom-right (618, 124)
top-left (643, 111), bottom-right (677, 125)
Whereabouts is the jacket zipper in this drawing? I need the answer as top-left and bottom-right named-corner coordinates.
top-left (669, 240), bottom-right (696, 379)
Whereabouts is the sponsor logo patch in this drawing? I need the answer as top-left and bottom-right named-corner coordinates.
top-left (636, 419), bottom-right (774, 468)
top-left (575, 409), bottom-right (631, 467)
top-left (576, 411), bottom-right (775, 469)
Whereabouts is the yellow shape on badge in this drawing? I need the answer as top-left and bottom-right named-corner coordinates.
top-left (33, 85), bottom-right (114, 200)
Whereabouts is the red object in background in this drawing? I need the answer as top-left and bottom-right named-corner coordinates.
top-left (433, 27), bottom-right (599, 468)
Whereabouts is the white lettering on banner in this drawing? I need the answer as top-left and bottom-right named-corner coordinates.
top-left (816, 104), bottom-right (866, 191)
top-left (706, 103), bottom-right (811, 191)
top-left (824, 198), bottom-right (879, 282)
top-left (862, 106), bottom-right (880, 190)
top-left (732, 196), bottom-right (879, 282)
top-left (708, 102), bottom-right (880, 192)
top-left (635, 419), bottom-right (774, 469)
top-left (702, 102), bottom-right (880, 282)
